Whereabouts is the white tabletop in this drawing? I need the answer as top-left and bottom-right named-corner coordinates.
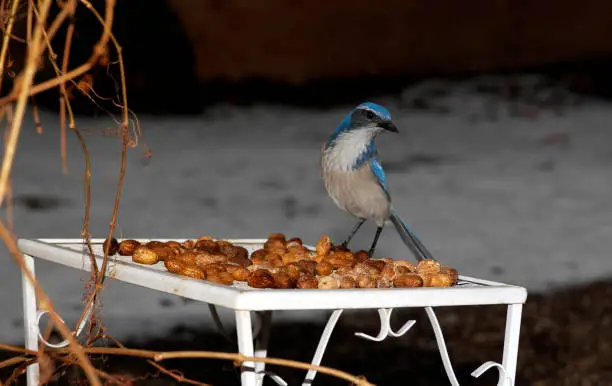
top-left (18, 238), bottom-right (527, 311)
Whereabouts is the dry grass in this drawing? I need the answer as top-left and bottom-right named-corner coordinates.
top-left (0, 1), bottom-right (374, 385)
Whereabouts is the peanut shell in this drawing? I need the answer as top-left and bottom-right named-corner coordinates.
top-left (430, 272), bottom-right (454, 287)
top-left (103, 237), bottom-right (119, 256)
top-left (132, 246), bottom-right (159, 265)
top-left (419, 272), bottom-right (434, 287)
top-left (207, 271), bottom-right (234, 285)
top-left (318, 275), bottom-right (340, 289)
top-left (394, 260), bottom-right (416, 272)
top-left (149, 245), bottom-right (174, 261)
top-left (394, 273), bottom-right (424, 288)
top-left (220, 245), bottom-right (249, 261)
top-left (195, 252), bottom-right (228, 268)
top-left (281, 264), bottom-right (302, 282)
top-left (440, 266), bottom-right (459, 285)
top-left (356, 275), bottom-right (376, 288)
top-left (248, 270), bottom-right (276, 289)
top-left (179, 266), bottom-right (205, 280)
top-left (272, 272), bottom-right (295, 289)
top-left (175, 251), bottom-right (199, 266)
top-left (195, 239), bottom-right (219, 253)
top-left (315, 234), bottom-right (332, 256)
top-left (315, 261), bottom-right (333, 276)
top-left (164, 259), bottom-right (184, 274)
top-left (416, 259), bottom-right (441, 275)
top-left (339, 275), bottom-right (358, 289)
top-left (118, 240), bottom-right (140, 256)
top-left (296, 275), bottom-right (318, 289)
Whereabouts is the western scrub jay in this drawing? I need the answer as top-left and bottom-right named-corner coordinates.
top-left (321, 102), bottom-right (434, 261)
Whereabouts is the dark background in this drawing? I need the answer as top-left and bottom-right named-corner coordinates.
top-left (6, 0), bottom-right (612, 114)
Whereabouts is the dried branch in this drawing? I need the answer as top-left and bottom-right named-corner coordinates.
top-left (30, 97), bottom-right (43, 134)
top-left (71, 0), bottom-right (131, 335)
top-left (82, 347), bottom-right (374, 385)
top-left (0, 0), bottom-right (18, 93)
top-left (0, 0), bottom-right (50, 209)
top-left (0, 0), bottom-right (116, 106)
top-left (26, 0), bottom-right (32, 43)
top-left (45, 0), bottom-right (77, 44)
top-left (105, 334), bottom-right (213, 386)
top-left (0, 356), bottom-right (28, 369)
top-left (0, 342), bottom-right (374, 386)
top-left (59, 0), bottom-right (77, 174)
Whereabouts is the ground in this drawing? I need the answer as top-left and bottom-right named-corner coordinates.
top-left (1, 75), bottom-right (611, 384)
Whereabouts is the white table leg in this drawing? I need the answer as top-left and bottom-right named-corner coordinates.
top-left (22, 254), bottom-right (39, 386)
top-left (502, 304), bottom-right (523, 386)
top-left (235, 310), bottom-right (256, 386)
top-left (254, 311), bottom-right (272, 386)
top-left (303, 309), bottom-right (343, 385)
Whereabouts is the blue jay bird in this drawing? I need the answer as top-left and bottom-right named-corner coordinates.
top-left (321, 102), bottom-right (434, 261)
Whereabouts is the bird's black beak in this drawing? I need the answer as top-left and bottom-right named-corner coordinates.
top-left (379, 121), bottom-right (399, 133)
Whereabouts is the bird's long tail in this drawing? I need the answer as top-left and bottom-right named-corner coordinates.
top-left (389, 212), bottom-right (435, 262)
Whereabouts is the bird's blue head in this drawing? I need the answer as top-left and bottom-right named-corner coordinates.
top-left (325, 102), bottom-right (398, 149)
top-left (322, 102), bottom-right (399, 170)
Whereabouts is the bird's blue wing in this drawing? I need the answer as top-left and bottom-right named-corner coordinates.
top-left (369, 158), bottom-right (391, 201)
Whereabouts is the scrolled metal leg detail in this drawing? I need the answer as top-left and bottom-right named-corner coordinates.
top-left (471, 361), bottom-right (507, 385)
top-left (425, 306), bottom-right (512, 386)
top-left (257, 371), bottom-right (288, 386)
top-left (354, 308), bottom-right (416, 342)
top-left (35, 302), bottom-right (93, 349)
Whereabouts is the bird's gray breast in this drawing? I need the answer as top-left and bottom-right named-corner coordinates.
top-left (322, 162), bottom-right (391, 226)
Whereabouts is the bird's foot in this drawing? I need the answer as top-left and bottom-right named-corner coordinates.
top-left (341, 240), bottom-right (349, 248)
top-left (367, 248), bottom-right (375, 258)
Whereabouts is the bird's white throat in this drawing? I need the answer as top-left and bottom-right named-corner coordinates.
top-left (323, 128), bottom-right (377, 172)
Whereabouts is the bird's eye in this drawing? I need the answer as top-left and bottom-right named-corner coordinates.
top-left (364, 110), bottom-right (374, 119)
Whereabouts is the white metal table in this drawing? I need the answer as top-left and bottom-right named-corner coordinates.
top-left (18, 238), bottom-right (527, 386)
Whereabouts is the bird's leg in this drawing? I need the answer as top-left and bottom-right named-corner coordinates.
top-left (368, 227), bottom-right (383, 257)
top-left (342, 218), bottom-right (366, 248)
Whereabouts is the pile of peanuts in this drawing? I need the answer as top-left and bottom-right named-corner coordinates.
top-left (103, 233), bottom-right (459, 289)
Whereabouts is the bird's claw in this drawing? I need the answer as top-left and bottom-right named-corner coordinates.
top-left (341, 241), bottom-right (349, 248)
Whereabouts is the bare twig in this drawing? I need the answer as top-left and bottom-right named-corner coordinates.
top-left (30, 97), bottom-right (43, 134)
top-left (2, 105), bottom-right (13, 231)
top-left (59, 0), bottom-right (77, 175)
top-left (106, 336), bottom-right (212, 386)
top-left (26, 0), bottom-right (32, 43)
top-left (0, 0), bottom-right (19, 93)
top-left (0, 0), bottom-right (50, 209)
top-left (73, 347), bottom-right (375, 386)
top-left (71, 0), bottom-right (130, 335)
top-left (0, 355), bottom-right (28, 369)
top-left (0, 338), bottom-right (374, 385)
top-left (45, 0), bottom-right (76, 44)
top-left (0, 343), bottom-right (34, 355)
top-left (0, 0), bottom-right (116, 106)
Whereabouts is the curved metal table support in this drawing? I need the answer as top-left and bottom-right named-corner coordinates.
top-left (232, 304), bottom-right (522, 386)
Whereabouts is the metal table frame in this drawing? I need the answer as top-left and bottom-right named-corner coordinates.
top-left (17, 238), bottom-right (527, 386)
